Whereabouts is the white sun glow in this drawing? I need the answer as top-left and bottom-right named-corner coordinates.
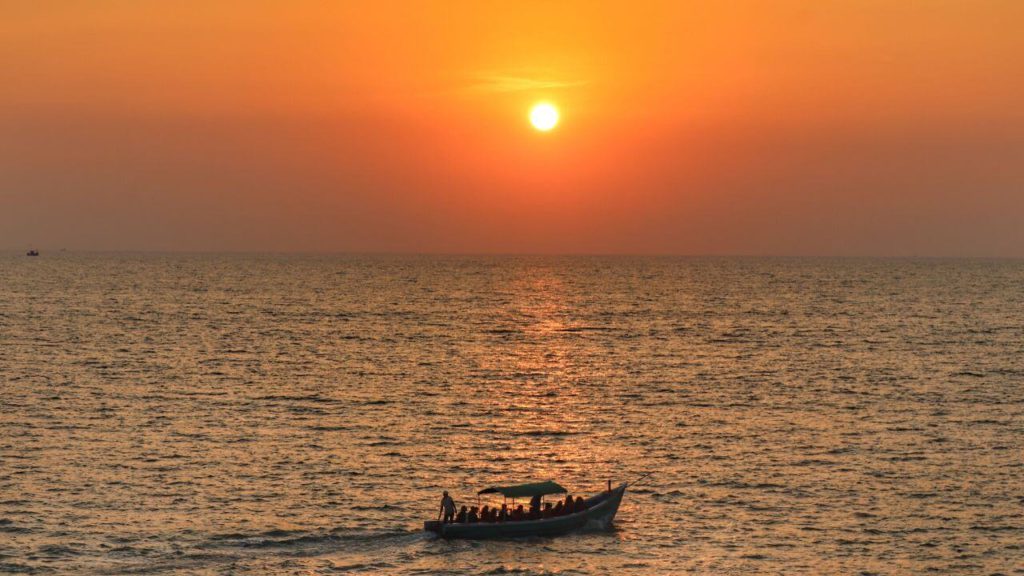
top-left (529, 103), bottom-right (559, 131)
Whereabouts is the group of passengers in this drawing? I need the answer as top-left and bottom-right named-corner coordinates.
top-left (440, 491), bottom-right (588, 524)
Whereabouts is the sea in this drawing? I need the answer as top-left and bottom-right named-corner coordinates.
top-left (2, 253), bottom-right (1022, 575)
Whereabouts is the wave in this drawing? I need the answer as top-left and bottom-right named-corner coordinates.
top-left (253, 394), bottom-right (337, 404)
top-left (0, 563), bottom-right (41, 574)
top-left (34, 544), bottom-right (82, 558)
top-left (0, 520), bottom-right (34, 534)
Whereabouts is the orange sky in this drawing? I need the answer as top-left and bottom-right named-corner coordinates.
top-left (3, 1), bottom-right (1023, 255)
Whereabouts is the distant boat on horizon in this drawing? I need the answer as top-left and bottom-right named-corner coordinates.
top-left (26, 249), bottom-right (39, 256)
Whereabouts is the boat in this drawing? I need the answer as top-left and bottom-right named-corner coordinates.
top-left (26, 250), bottom-right (39, 256)
top-left (424, 480), bottom-right (627, 539)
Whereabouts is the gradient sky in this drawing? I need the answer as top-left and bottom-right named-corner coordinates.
top-left (3, 1), bottom-right (1023, 255)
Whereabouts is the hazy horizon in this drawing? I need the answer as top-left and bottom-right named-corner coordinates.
top-left (8, 248), bottom-right (1024, 261)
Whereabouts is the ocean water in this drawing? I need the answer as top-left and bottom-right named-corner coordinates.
top-left (1, 253), bottom-right (1022, 575)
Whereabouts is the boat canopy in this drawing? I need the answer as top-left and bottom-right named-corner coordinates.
top-left (477, 480), bottom-right (567, 498)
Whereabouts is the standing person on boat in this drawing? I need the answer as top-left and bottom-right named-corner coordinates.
top-left (529, 493), bottom-right (542, 515)
top-left (439, 491), bottom-right (457, 524)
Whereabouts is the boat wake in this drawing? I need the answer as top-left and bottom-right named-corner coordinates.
top-left (204, 526), bottom-right (425, 552)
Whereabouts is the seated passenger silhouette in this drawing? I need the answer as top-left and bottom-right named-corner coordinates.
top-left (480, 505), bottom-right (490, 522)
top-left (498, 504), bottom-right (509, 522)
top-left (528, 505), bottom-right (540, 521)
top-left (456, 505), bottom-right (468, 523)
top-left (512, 505), bottom-right (525, 521)
top-left (575, 496), bottom-right (586, 512)
top-left (542, 502), bottom-right (554, 518)
top-left (468, 506), bottom-right (479, 523)
top-left (563, 494), bottom-right (574, 514)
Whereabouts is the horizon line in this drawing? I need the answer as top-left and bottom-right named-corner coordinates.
top-left (4, 248), bottom-right (1023, 261)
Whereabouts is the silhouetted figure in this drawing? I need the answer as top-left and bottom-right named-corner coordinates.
top-left (563, 494), bottom-right (574, 514)
top-left (575, 496), bottom-right (586, 512)
top-left (498, 503), bottom-right (509, 522)
top-left (529, 494), bottom-right (542, 516)
top-left (553, 501), bottom-right (564, 516)
top-left (468, 506), bottom-right (479, 523)
top-left (439, 491), bottom-right (456, 523)
top-left (542, 502), bottom-right (554, 518)
top-left (512, 505), bottom-right (525, 521)
top-left (456, 505), bottom-right (468, 523)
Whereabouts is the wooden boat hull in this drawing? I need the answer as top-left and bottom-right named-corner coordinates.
top-left (425, 483), bottom-right (627, 539)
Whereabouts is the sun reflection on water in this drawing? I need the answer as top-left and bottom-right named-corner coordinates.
top-left (466, 265), bottom-right (619, 494)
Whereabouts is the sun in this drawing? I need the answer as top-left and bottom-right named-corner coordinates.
top-left (529, 102), bottom-right (559, 131)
